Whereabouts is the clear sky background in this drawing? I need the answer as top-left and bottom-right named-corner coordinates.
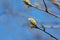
top-left (0, 0), bottom-right (60, 40)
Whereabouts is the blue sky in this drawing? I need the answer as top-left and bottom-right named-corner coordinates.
top-left (0, 0), bottom-right (60, 40)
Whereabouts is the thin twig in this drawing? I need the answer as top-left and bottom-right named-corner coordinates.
top-left (32, 25), bottom-right (58, 40)
top-left (32, 6), bottom-right (60, 18)
top-left (31, 1), bottom-right (60, 18)
top-left (42, 0), bottom-right (60, 18)
top-left (43, 0), bottom-right (48, 12)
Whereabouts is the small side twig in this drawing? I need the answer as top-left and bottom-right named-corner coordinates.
top-left (43, 0), bottom-right (48, 12)
top-left (32, 25), bottom-right (58, 40)
top-left (42, 0), bottom-right (60, 18)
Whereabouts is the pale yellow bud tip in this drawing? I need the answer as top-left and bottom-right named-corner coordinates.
top-left (28, 18), bottom-right (35, 21)
top-left (28, 18), bottom-right (31, 20)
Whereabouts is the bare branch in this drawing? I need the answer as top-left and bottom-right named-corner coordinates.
top-left (23, 0), bottom-right (60, 18)
top-left (31, 24), bottom-right (58, 40)
top-left (42, 0), bottom-right (60, 18)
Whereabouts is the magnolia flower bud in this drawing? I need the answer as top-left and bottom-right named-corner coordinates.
top-left (28, 18), bottom-right (37, 25)
top-left (23, 0), bottom-right (32, 7)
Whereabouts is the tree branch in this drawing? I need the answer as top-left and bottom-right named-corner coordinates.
top-left (31, 25), bottom-right (58, 40)
top-left (29, 0), bottom-right (60, 18)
